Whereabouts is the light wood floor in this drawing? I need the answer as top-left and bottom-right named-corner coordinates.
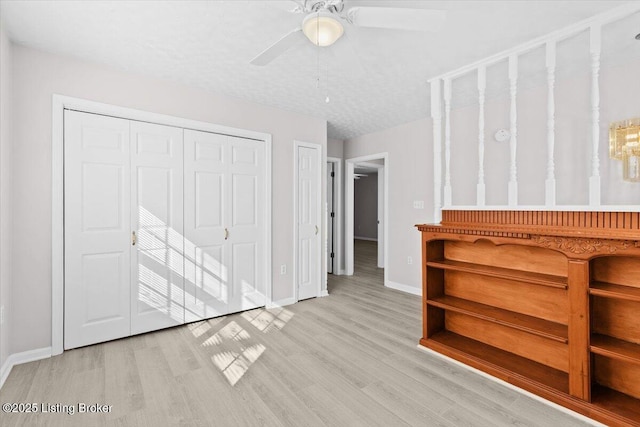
top-left (0, 240), bottom-right (595, 426)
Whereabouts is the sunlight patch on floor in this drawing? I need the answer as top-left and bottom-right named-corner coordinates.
top-left (241, 307), bottom-right (294, 333)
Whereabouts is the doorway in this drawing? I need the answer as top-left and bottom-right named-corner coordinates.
top-left (345, 153), bottom-right (388, 285)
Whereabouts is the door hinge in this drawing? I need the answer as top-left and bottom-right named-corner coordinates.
top-left (331, 172), bottom-right (335, 178)
top-left (330, 212), bottom-right (335, 218)
top-left (330, 252), bottom-right (334, 258)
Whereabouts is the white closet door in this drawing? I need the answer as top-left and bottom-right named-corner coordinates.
top-left (297, 145), bottom-right (321, 301)
top-left (64, 110), bottom-right (131, 349)
top-left (227, 136), bottom-right (266, 312)
top-left (183, 130), bottom-right (229, 322)
top-left (130, 121), bottom-right (185, 334)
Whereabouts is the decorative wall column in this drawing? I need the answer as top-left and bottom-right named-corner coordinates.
top-left (545, 41), bottom-right (557, 207)
top-left (477, 66), bottom-right (486, 206)
top-left (443, 78), bottom-right (452, 207)
top-left (589, 24), bottom-right (601, 207)
top-left (508, 55), bottom-right (518, 206)
top-left (431, 79), bottom-right (443, 222)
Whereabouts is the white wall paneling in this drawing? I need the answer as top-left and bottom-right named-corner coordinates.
top-left (53, 95), bottom-right (272, 354)
top-left (428, 3), bottom-right (640, 217)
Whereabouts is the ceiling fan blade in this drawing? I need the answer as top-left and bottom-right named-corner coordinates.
top-left (265, 0), bottom-right (304, 13)
top-left (347, 7), bottom-right (446, 32)
top-left (250, 28), bottom-right (304, 66)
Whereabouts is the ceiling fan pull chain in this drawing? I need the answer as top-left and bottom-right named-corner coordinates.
top-left (326, 55), bottom-right (330, 103)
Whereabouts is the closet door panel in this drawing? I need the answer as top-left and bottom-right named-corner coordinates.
top-left (64, 110), bottom-right (131, 349)
top-left (228, 136), bottom-right (265, 312)
top-left (184, 130), bottom-right (229, 321)
top-left (130, 121), bottom-right (184, 334)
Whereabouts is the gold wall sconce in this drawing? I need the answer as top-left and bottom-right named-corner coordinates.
top-left (610, 118), bottom-right (640, 182)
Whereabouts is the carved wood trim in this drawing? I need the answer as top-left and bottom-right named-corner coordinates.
top-left (416, 210), bottom-right (640, 258)
top-left (530, 235), bottom-right (633, 255)
top-left (417, 210), bottom-right (640, 242)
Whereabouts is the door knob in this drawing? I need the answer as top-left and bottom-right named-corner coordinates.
top-left (224, 228), bottom-right (229, 240)
top-left (315, 225), bottom-right (319, 235)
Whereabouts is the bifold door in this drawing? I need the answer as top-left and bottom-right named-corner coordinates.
top-left (130, 121), bottom-right (185, 335)
top-left (65, 110), bottom-right (266, 349)
top-left (64, 112), bottom-right (132, 348)
top-left (183, 130), bottom-right (266, 321)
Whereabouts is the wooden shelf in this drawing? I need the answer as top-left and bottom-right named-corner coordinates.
top-left (591, 385), bottom-right (640, 427)
top-left (591, 334), bottom-right (640, 366)
top-left (426, 259), bottom-right (567, 289)
top-left (427, 295), bottom-right (568, 343)
top-left (590, 282), bottom-right (640, 302)
top-left (422, 330), bottom-right (569, 394)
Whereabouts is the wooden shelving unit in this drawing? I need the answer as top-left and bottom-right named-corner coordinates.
top-left (417, 210), bottom-right (640, 427)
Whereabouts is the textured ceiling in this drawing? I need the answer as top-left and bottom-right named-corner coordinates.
top-left (0, 0), bottom-right (635, 140)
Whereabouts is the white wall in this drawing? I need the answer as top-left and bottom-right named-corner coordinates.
top-left (0, 21), bottom-right (13, 373)
top-left (327, 138), bottom-right (344, 159)
top-left (345, 118), bottom-right (432, 291)
top-left (448, 59), bottom-right (640, 207)
top-left (354, 174), bottom-right (378, 240)
top-left (10, 45), bottom-right (327, 354)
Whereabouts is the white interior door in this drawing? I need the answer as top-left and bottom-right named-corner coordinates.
top-left (377, 166), bottom-right (384, 268)
top-left (296, 144), bottom-right (321, 301)
top-left (184, 131), bottom-right (265, 318)
top-left (183, 130), bottom-right (229, 322)
top-left (130, 121), bottom-right (185, 335)
top-left (228, 136), bottom-right (266, 312)
top-left (327, 162), bottom-right (334, 274)
top-left (64, 110), bottom-right (131, 349)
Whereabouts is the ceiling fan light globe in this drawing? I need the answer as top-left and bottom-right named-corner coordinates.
top-left (302, 13), bottom-right (344, 47)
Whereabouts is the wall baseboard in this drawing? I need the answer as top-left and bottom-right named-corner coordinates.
top-left (266, 297), bottom-right (296, 309)
top-left (0, 347), bottom-right (52, 390)
top-left (354, 236), bottom-right (378, 242)
top-left (385, 280), bottom-right (421, 296)
top-left (319, 290), bottom-right (329, 297)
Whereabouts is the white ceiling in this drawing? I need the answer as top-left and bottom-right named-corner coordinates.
top-left (0, 0), bottom-right (636, 140)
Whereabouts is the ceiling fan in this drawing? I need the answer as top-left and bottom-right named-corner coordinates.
top-left (250, 0), bottom-right (447, 66)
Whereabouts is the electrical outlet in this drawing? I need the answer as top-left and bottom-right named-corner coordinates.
top-left (280, 264), bottom-right (286, 275)
top-left (413, 200), bottom-right (424, 209)
top-left (407, 256), bottom-right (413, 265)
top-left (0, 305), bottom-right (4, 325)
